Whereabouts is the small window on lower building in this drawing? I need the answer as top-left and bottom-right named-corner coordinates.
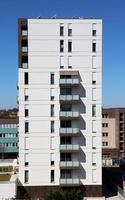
top-left (51, 170), bottom-right (54, 182)
top-left (24, 170), bottom-right (29, 183)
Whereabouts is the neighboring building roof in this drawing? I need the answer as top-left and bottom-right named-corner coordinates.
top-left (0, 118), bottom-right (18, 124)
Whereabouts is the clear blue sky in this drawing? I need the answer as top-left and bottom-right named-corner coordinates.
top-left (0, 0), bottom-right (125, 108)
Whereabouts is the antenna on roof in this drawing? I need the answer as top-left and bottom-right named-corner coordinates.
top-left (51, 14), bottom-right (57, 19)
top-left (36, 16), bottom-right (43, 19)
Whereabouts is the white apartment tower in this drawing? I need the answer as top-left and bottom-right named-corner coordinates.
top-left (18, 18), bottom-right (102, 197)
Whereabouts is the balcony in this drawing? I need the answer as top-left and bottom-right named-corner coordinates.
top-left (60, 128), bottom-right (79, 135)
top-left (60, 144), bottom-right (79, 151)
top-left (60, 111), bottom-right (80, 119)
top-left (22, 47), bottom-right (28, 53)
top-left (60, 78), bottom-right (80, 87)
top-left (60, 95), bottom-right (80, 103)
top-left (60, 161), bottom-right (79, 168)
top-left (60, 178), bottom-right (79, 185)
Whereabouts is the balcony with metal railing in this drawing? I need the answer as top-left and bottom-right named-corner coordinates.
top-left (60, 161), bottom-right (79, 168)
top-left (60, 178), bottom-right (79, 185)
top-left (60, 128), bottom-right (79, 135)
top-left (60, 95), bottom-right (80, 103)
top-left (60, 111), bottom-right (80, 119)
top-left (60, 144), bottom-right (80, 151)
top-left (60, 78), bottom-right (80, 87)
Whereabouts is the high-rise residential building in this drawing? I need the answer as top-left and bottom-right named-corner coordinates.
top-left (0, 119), bottom-right (18, 158)
top-left (18, 17), bottom-right (102, 197)
top-left (102, 108), bottom-right (125, 160)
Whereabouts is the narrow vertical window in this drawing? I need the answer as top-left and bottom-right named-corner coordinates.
top-left (60, 56), bottom-right (64, 68)
top-left (51, 153), bottom-right (55, 166)
top-left (25, 121), bottom-right (29, 133)
top-left (24, 72), bottom-right (28, 85)
top-left (92, 72), bottom-right (96, 84)
top-left (50, 88), bottom-right (55, 101)
top-left (92, 56), bottom-right (96, 69)
top-left (25, 153), bottom-right (29, 166)
top-left (25, 105), bottom-right (29, 117)
top-left (51, 137), bottom-right (55, 149)
top-left (92, 40), bottom-right (96, 52)
top-left (51, 104), bottom-right (54, 117)
top-left (24, 170), bottom-right (29, 183)
top-left (92, 169), bottom-right (96, 183)
top-left (50, 73), bottom-right (54, 85)
top-left (92, 104), bottom-right (96, 117)
top-left (92, 152), bottom-right (96, 165)
top-left (68, 40), bottom-right (72, 52)
top-left (51, 170), bottom-right (54, 182)
top-left (92, 120), bottom-right (96, 133)
top-left (24, 88), bottom-right (29, 101)
top-left (92, 88), bottom-right (96, 101)
top-left (60, 40), bottom-right (64, 52)
top-left (60, 24), bottom-right (64, 36)
top-left (68, 24), bottom-right (72, 36)
top-left (92, 23), bottom-right (96, 36)
top-left (68, 56), bottom-right (72, 68)
top-left (92, 136), bottom-right (96, 149)
top-left (51, 120), bottom-right (54, 133)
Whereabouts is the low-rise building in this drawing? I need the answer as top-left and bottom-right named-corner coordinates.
top-left (0, 119), bottom-right (18, 159)
top-left (102, 108), bottom-right (125, 162)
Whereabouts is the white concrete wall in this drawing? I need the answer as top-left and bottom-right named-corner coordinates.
top-left (0, 181), bottom-right (16, 199)
top-left (19, 19), bottom-right (102, 186)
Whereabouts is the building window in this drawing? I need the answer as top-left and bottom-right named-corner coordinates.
top-left (68, 40), bottom-right (72, 52)
top-left (102, 132), bottom-right (108, 137)
top-left (51, 104), bottom-right (54, 117)
top-left (92, 40), bottom-right (96, 52)
top-left (24, 72), bottom-right (28, 85)
top-left (68, 56), bottom-right (72, 68)
top-left (68, 24), bottom-right (72, 36)
top-left (51, 121), bottom-right (54, 133)
top-left (60, 40), bottom-right (64, 52)
top-left (50, 73), bottom-right (54, 85)
top-left (51, 153), bottom-right (55, 166)
top-left (92, 88), bottom-right (96, 101)
top-left (50, 88), bottom-right (55, 101)
top-left (25, 121), bottom-right (29, 133)
top-left (92, 56), bottom-right (97, 69)
top-left (102, 142), bottom-right (108, 146)
top-left (22, 56), bottom-right (28, 68)
top-left (25, 153), bottom-right (29, 166)
top-left (92, 120), bottom-right (96, 133)
top-left (51, 170), bottom-right (54, 182)
top-left (92, 152), bottom-right (96, 166)
top-left (24, 170), bottom-right (29, 183)
top-left (92, 136), bottom-right (96, 149)
top-left (92, 169), bottom-right (96, 183)
top-left (61, 169), bottom-right (72, 178)
top-left (25, 109), bottom-right (29, 117)
top-left (60, 56), bottom-right (64, 68)
top-left (102, 114), bottom-right (109, 118)
top-left (102, 123), bottom-right (108, 127)
top-left (92, 104), bottom-right (96, 117)
top-left (60, 24), bottom-right (64, 36)
top-left (92, 23), bottom-right (96, 36)
top-left (92, 72), bottom-right (96, 84)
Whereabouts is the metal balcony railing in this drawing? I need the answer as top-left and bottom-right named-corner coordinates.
top-left (60, 78), bottom-right (80, 85)
top-left (60, 144), bottom-right (79, 151)
top-left (60, 111), bottom-right (80, 118)
top-left (60, 161), bottom-right (79, 167)
top-left (60, 95), bottom-right (80, 101)
top-left (60, 128), bottom-right (79, 135)
top-left (60, 178), bottom-right (79, 185)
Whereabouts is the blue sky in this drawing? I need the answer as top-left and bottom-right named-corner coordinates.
top-left (0, 0), bottom-right (125, 108)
